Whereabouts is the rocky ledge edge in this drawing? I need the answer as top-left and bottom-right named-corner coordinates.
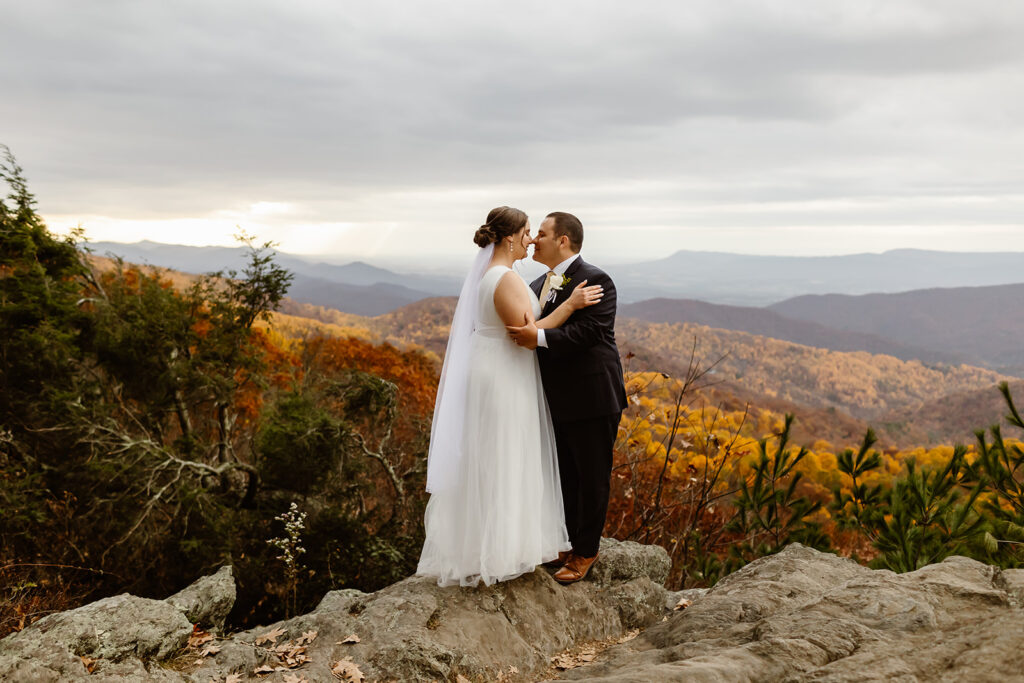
top-left (0, 538), bottom-right (671, 682)
top-left (5, 541), bottom-right (1024, 682)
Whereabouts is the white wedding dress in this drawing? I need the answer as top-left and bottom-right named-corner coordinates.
top-left (417, 265), bottom-right (570, 587)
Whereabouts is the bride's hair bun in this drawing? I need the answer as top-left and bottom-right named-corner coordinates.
top-left (473, 224), bottom-right (496, 247)
top-left (473, 206), bottom-right (528, 248)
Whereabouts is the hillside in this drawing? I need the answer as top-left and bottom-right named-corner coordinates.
top-left (614, 319), bottom-right (1009, 422)
top-left (875, 379), bottom-right (1024, 446)
top-left (275, 296), bottom-right (457, 356)
top-left (770, 282), bottom-right (1024, 376)
top-left (270, 294), bottom-right (1009, 447)
top-left (619, 297), bottom-right (960, 365)
top-left (85, 257), bottom-right (1009, 448)
top-left (261, 309), bottom-right (379, 345)
top-left (285, 273), bottom-right (430, 316)
top-left (272, 296), bottom-right (872, 447)
top-left (276, 298), bottom-right (376, 331)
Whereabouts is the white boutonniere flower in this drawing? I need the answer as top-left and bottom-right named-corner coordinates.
top-left (545, 273), bottom-right (571, 303)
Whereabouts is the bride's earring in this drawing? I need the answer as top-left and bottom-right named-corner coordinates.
top-left (508, 239), bottom-right (513, 256)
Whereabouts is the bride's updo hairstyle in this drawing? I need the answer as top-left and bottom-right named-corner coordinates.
top-left (473, 206), bottom-right (528, 248)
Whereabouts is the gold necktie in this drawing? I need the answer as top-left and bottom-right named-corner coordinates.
top-left (538, 270), bottom-right (556, 307)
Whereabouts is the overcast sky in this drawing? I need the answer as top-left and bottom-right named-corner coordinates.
top-left (3, 0), bottom-right (1023, 266)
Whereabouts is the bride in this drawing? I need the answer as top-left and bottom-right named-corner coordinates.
top-left (417, 206), bottom-right (604, 587)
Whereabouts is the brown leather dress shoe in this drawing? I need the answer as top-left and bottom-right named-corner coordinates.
top-left (543, 550), bottom-right (573, 568)
top-left (553, 553), bottom-right (598, 584)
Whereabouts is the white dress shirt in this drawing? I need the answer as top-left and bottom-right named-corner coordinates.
top-left (537, 253), bottom-right (581, 349)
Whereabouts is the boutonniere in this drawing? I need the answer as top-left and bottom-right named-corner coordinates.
top-left (549, 273), bottom-right (571, 292)
top-left (545, 273), bottom-right (572, 304)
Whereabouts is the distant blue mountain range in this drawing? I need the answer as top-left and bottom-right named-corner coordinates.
top-left (609, 248), bottom-right (1024, 306)
top-left (88, 241), bottom-right (1024, 307)
top-left (88, 241), bottom-right (1024, 375)
top-left (86, 240), bottom-right (461, 316)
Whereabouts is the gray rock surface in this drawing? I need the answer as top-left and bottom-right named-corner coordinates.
top-left (997, 567), bottom-right (1024, 607)
top-left (558, 544), bottom-right (1024, 682)
top-left (0, 593), bottom-right (192, 681)
top-left (165, 565), bottom-right (235, 632)
top-left (589, 537), bottom-right (671, 587)
top-left (664, 588), bottom-right (709, 610)
top-left (0, 541), bottom-right (669, 682)
top-left (191, 552), bottom-right (669, 682)
top-left (10, 542), bottom-right (1023, 682)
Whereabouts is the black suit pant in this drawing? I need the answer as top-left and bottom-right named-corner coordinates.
top-left (553, 413), bottom-right (621, 558)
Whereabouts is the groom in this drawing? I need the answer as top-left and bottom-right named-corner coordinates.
top-left (507, 211), bottom-right (627, 584)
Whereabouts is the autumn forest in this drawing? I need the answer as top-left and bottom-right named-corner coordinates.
top-left (4, 150), bottom-right (1024, 639)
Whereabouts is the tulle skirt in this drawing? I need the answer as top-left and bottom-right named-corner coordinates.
top-left (417, 332), bottom-right (570, 587)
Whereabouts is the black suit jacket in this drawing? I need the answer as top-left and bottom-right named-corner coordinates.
top-left (531, 257), bottom-right (628, 423)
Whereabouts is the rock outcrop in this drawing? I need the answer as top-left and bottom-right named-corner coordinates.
top-left (560, 543), bottom-right (1024, 682)
top-left (165, 565), bottom-right (236, 633)
top-left (0, 564), bottom-right (238, 681)
top-left (0, 539), bottom-right (669, 682)
top-left (5, 542), bottom-right (1024, 682)
top-left (0, 593), bottom-right (193, 681)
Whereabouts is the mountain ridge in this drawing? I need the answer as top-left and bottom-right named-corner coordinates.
top-left (85, 240), bottom-right (1024, 307)
top-left (619, 297), bottom-right (962, 366)
top-left (770, 281), bottom-right (1024, 376)
top-left (610, 248), bottom-right (1024, 304)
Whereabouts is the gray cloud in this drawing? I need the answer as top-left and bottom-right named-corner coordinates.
top-left (2, 0), bottom-right (1023, 259)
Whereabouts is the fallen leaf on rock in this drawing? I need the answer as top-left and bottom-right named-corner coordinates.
top-left (254, 626), bottom-right (287, 646)
top-left (331, 656), bottom-right (366, 681)
top-left (337, 633), bottom-right (361, 644)
top-left (662, 615), bottom-right (668, 622)
top-left (551, 642), bottom-right (606, 671)
top-left (456, 675), bottom-right (472, 683)
top-left (190, 627), bottom-right (215, 648)
top-left (79, 655), bottom-right (97, 673)
top-left (508, 666), bottom-right (519, 674)
top-left (200, 644), bottom-right (222, 657)
top-left (276, 642), bottom-right (306, 656)
top-left (674, 597), bottom-right (692, 610)
top-left (616, 629), bottom-right (640, 644)
top-left (225, 674), bottom-right (242, 683)
top-left (552, 653), bottom-right (577, 670)
top-left (298, 629), bottom-right (318, 644)
top-left (273, 642), bottom-right (309, 667)
top-left (282, 674), bottom-right (308, 683)
top-left (253, 664), bottom-right (274, 675)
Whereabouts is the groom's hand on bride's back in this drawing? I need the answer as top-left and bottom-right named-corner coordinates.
top-left (567, 279), bottom-right (604, 310)
top-left (506, 312), bottom-right (538, 349)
